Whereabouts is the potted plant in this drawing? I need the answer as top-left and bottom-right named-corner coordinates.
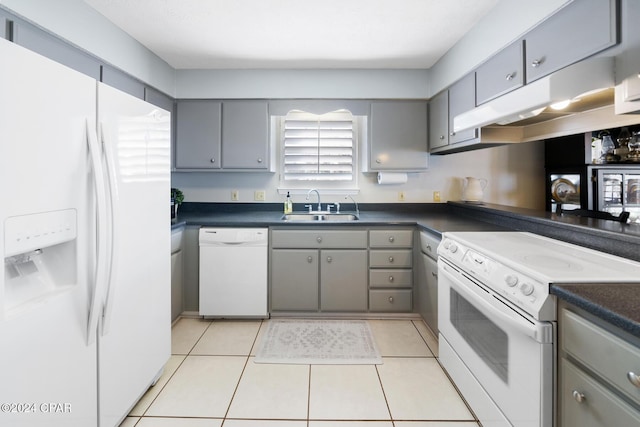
top-left (171, 187), bottom-right (184, 219)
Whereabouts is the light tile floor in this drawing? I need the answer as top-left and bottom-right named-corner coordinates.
top-left (120, 318), bottom-right (479, 427)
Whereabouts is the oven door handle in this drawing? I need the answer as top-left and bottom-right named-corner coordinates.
top-left (441, 266), bottom-right (552, 344)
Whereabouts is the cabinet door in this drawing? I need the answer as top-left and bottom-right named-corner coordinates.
top-left (525, 0), bottom-right (617, 84)
top-left (175, 100), bottom-right (222, 169)
top-left (170, 250), bottom-right (183, 322)
top-left (419, 255), bottom-right (438, 334)
top-left (271, 249), bottom-right (318, 311)
top-left (370, 101), bottom-right (428, 171)
top-left (428, 90), bottom-right (449, 150)
top-left (560, 359), bottom-right (640, 427)
top-left (320, 250), bottom-right (368, 312)
top-left (476, 41), bottom-right (524, 105)
top-left (448, 73), bottom-right (478, 144)
top-left (222, 100), bottom-right (269, 169)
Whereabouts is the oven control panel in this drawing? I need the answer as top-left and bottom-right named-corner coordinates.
top-left (439, 237), bottom-right (556, 320)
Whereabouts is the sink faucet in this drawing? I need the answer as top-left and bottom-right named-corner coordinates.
top-left (306, 189), bottom-right (322, 211)
top-left (346, 195), bottom-right (360, 216)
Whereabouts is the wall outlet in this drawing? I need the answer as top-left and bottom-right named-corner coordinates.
top-left (433, 191), bottom-right (441, 202)
top-left (398, 191), bottom-right (405, 201)
top-left (231, 190), bottom-right (239, 201)
top-left (254, 190), bottom-right (265, 201)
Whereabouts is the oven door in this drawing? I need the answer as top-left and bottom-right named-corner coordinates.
top-left (438, 258), bottom-right (554, 427)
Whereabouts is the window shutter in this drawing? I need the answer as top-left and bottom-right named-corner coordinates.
top-left (283, 110), bottom-right (354, 182)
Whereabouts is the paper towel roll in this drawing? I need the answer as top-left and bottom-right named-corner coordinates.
top-left (377, 172), bottom-right (408, 185)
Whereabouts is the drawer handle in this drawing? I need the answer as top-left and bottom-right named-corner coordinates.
top-left (627, 371), bottom-right (640, 388)
top-left (326, 256), bottom-right (332, 263)
top-left (257, 158), bottom-right (263, 163)
top-left (307, 256), bottom-right (313, 263)
top-left (431, 271), bottom-right (438, 277)
top-left (316, 236), bottom-right (322, 243)
top-left (572, 390), bottom-right (586, 404)
top-left (388, 236), bottom-right (395, 243)
top-left (531, 59), bottom-right (542, 68)
top-left (388, 296), bottom-right (394, 303)
top-left (505, 73), bottom-right (515, 81)
top-left (210, 158), bottom-right (216, 163)
top-left (426, 244), bottom-right (431, 251)
top-left (388, 276), bottom-right (394, 282)
top-left (388, 256), bottom-right (394, 263)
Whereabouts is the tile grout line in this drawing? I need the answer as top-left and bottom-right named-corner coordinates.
top-left (374, 357), bottom-right (396, 426)
top-left (220, 318), bottom-right (265, 424)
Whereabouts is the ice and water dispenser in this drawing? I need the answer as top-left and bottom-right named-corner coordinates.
top-left (3, 209), bottom-right (78, 318)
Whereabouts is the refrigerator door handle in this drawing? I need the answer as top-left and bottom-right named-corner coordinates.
top-left (86, 119), bottom-right (110, 345)
top-left (100, 123), bottom-right (120, 336)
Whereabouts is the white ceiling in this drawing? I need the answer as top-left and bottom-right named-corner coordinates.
top-left (83, 0), bottom-right (499, 69)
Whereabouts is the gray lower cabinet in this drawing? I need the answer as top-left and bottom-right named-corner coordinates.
top-left (270, 228), bottom-right (368, 313)
top-left (558, 302), bottom-right (640, 426)
top-left (320, 249), bottom-right (368, 312)
top-left (417, 230), bottom-right (440, 333)
top-left (170, 227), bottom-right (185, 322)
top-left (368, 229), bottom-right (414, 312)
top-left (271, 249), bottom-right (318, 311)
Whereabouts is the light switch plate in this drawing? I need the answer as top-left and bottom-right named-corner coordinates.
top-left (231, 190), bottom-right (239, 201)
top-left (254, 190), bottom-right (265, 201)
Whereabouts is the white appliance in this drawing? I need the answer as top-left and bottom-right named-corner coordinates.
top-left (0, 38), bottom-right (171, 427)
top-left (437, 231), bottom-right (640, 427)
top-left (199, 228), bottom-right (268, 318)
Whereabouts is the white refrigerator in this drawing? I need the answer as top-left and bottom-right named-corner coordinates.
top-left (0, 38), bottom-right (171, 427)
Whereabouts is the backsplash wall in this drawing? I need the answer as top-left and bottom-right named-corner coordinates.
top-left (171, 139), bottom-right (546, 210)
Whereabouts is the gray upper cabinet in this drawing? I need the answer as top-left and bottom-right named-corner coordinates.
top-left (369, 101), bottom-right (428, 171)
top-left (221, 100), bottom-right (269, 169)
top-left (428, 90), bottom-right (449, 151)
top-left (448, 73), bottom-right (478, 145)
top-left (476, 40), bottom-right (524, 105)
top-left (525, 0), bottom-right (618, 84)
top-left (11, 21), bottom-right (101, 80)
top-left (175, 100), bottom-right (222, 169)
top-left (101, 65), bottom-right (145, 100)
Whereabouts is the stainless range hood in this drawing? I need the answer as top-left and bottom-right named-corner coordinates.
top-left (442, 56), bottom-right (640, 149)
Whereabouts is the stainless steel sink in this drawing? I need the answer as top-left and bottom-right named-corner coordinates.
top-left (281, 213), bottom-right (359, 221)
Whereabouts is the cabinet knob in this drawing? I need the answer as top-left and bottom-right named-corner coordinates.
top-left (431, 271), bottom-right (438, 278)
top-left (388, 276), bottom-right (394, 282)
top-left (505, 73), bottom-right (515, 81)
top-left (210, 158), bottom-right (216, 163)
top-left (388, 236), bottom-right (395, 243)
top-left (307, 256), bottom-right (313, 263)
top-left (326, 256), bottom-right (332, 263)
top-left (439, 135), bottom-right (445, 140)
top-left (627, 371), bottom-right (640, 388)
top-left (257, 158), bottom-right (263, 163)
top-left (531, 59), bottom-right (542, 68)
top-left (388, 296), bottom-right (394, 303)
top-left (426, 244), bottom-right (431, 251)
top-left (388, 256), bottom-right (394, 263)
top-left (376, 158), bottom-right (382, 164)
top-left (316, 236), bottom-right (322, 243)
top-left (449, 132), bottom-right (455, 136)
top-left (572, 390), bottom-right (586, 403)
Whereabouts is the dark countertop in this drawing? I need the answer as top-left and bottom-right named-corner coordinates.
top-left (172, 201), bottom-right (640, 336)
top-left (552, 283), bottom-right (640, 339)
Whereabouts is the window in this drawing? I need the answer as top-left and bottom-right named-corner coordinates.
top-left (279, 109), bottom-right (358, 191)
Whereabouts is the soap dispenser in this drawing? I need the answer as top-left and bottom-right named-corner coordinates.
top-left (284, 192), bottom-right (293, 214)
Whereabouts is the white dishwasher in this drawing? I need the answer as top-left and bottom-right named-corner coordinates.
top-left (199, 228), bottom-right (268, 318)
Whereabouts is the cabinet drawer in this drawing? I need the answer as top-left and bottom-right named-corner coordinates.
top-left (369, 229), bottom-right (413, 248)
top-left (370, 250), bottom-right (412, 268)
top-left (560, 359), bottom-right (640, 427)
top-left (419, 231), bottom-right (440, 260)
top-left (369, 290), bottom-right (412, 312)
top-left (369, 269), bottom-right (413, 288)
top-left (271, 229), bottom-right (367, 248)
top-left (561, 308), bottom-right (640, 406)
